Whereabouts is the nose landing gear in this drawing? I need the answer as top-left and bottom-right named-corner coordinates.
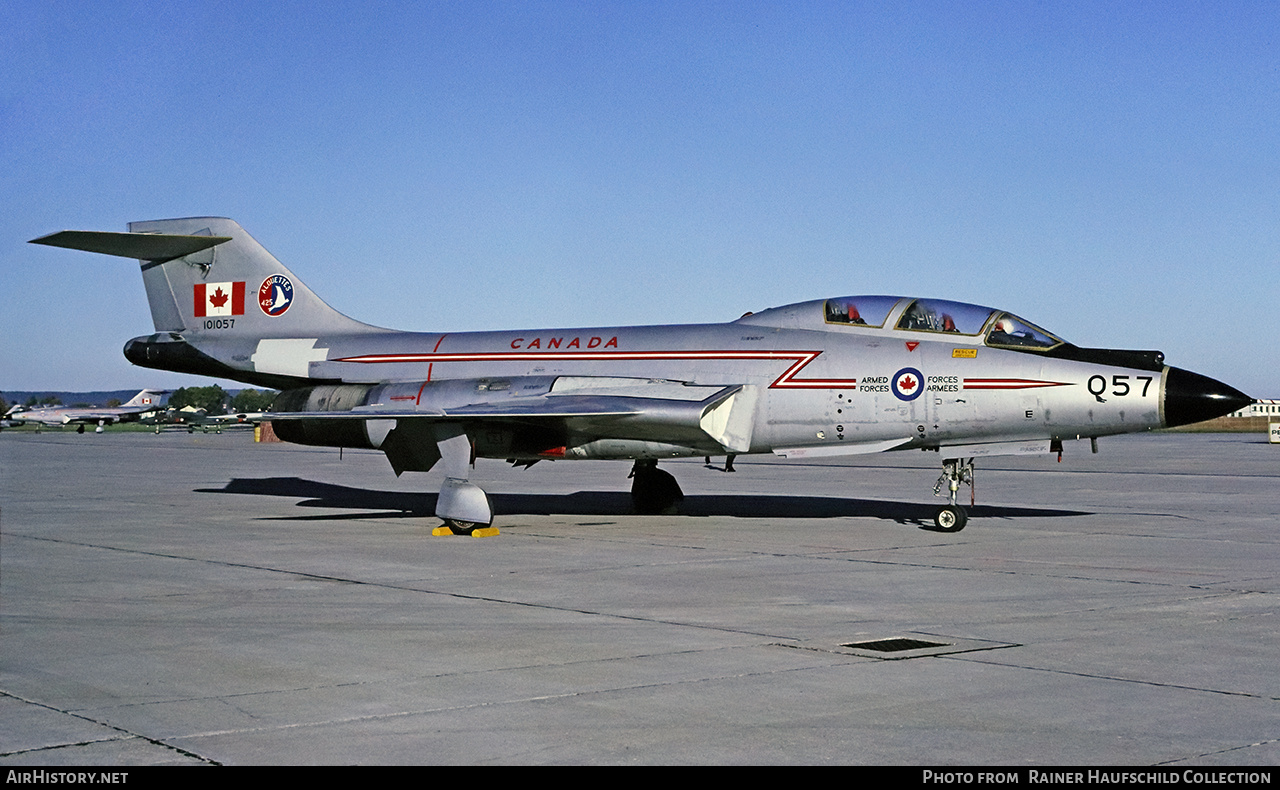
top-left (932, 458), bottom-right (974, 532)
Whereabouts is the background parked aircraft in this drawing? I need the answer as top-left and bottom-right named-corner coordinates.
top-left (142, 406), bottom-right (263, 433)
top-left (4, 389), bottom-right (170, 433)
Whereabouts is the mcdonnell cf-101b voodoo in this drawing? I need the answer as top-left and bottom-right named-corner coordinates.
top-left (31, 218), bottom-right (1251, 535)
top-left (5, 388), bottom-right (170, 433)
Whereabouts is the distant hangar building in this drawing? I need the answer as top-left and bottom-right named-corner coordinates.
top-left (1228, 399), bottom-right (1279, 418)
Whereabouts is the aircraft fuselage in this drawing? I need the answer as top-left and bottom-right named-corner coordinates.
top-left (36, 218), bottom-right (1251, 531)
top-left (207, 310), bottom-right (1174, 465)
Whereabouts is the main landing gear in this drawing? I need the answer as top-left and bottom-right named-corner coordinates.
top-left (431, 432), bottom-right (499, 537)
top-left (434, 519), bottom-right (499, 537)
top-left (932, 458), bottom-right (974, 532)
top-left (432, 476), bottom-right (499, 537)
top-left (630, 459), bottom-right (684, 515)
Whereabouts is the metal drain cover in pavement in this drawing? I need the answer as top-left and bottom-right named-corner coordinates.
top-left (842, 637), bottom-right (950, 652)
top-left (779, 633), bottom-right (1019, 660)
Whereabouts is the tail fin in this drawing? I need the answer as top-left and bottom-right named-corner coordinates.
top-left (122, 389), bottom-right (171, 408)
top-left (33, 218), bottom-right (378, 338)
top-left (132, 218), bottom-right (378, 338)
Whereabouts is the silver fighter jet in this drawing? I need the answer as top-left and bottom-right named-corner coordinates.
top-left (31, 218), bottom-right (1251, 534)
top-left (5, 388), bottom-right (170, 433)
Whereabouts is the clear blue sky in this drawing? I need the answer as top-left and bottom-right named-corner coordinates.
top-left (3, 1), bottom-right (1276, 396)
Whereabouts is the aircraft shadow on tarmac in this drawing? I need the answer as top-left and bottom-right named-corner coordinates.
top-left (197, 477), bottom-right (1090, 530)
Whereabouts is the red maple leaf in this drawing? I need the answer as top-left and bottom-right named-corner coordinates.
top-left (209, 287), bottom-right (228, 308)
top-left (899, 375), bottom-right (918, 391)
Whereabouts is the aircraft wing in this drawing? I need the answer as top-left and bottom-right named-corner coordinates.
top-left (200, 412), bottom-right (264, 424)
top-left (7, 411), bottom-right (128, 427)
top-left (60, 413), bottom-right (125, 425)
top-left (64, 405), bottom-right (161, 424)
top-left (13, 416), bottom-right (66, 427)
top-left (267, 376), bottom-right (760, 470)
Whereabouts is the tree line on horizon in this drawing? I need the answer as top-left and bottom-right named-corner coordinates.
top-left (169, 386), bottom-right (277, 414)
top-left (1, 388), bottom-right (277, 415)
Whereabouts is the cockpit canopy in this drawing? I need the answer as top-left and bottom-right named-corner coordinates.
top-left (740, 296), bottom-right (1065, 351)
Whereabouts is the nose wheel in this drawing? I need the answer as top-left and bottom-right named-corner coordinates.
top-left (932, 458), bottom-right (974, 532)
top-left (933, 504), bottom-right (967, 532)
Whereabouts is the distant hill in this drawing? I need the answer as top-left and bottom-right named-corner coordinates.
top-left (1, 389), bottom-right (261, 408)
top-left (1, 390), bottom-right (146, 408)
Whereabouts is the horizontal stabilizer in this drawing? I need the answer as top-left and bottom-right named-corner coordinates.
top-left (30, 231), bottom-right (231, 263)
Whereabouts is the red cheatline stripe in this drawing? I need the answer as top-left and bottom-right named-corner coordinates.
top-left (963, 378), bottom-right (1071, 389)
top-left (335, 349), bottom-right (857, 389)
top-left (425, 334), bottom-right (448, 384)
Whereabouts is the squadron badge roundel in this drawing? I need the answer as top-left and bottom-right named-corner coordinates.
top-left (258, 274), bottom-right (294, 317)
top-left (892, 367), bottom-right (924, 401)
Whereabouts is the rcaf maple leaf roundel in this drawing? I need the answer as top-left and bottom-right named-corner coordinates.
top-left (892, 367), bottom-right (924, 401)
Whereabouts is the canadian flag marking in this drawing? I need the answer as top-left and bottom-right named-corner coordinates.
top-left (194, 282), bottom-right (245, 317)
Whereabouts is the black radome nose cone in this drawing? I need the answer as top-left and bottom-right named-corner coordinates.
top-left (1163, 367), bottom-right (1252, 428)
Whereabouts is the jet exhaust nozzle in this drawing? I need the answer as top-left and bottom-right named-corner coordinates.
top-left (1162, 367), bottom-right (1252, 428)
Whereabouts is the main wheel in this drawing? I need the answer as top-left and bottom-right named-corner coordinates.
top-left (443, 519), bottom-right (480, 535)
top-left (934, 505), bottom-right (968, 532)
